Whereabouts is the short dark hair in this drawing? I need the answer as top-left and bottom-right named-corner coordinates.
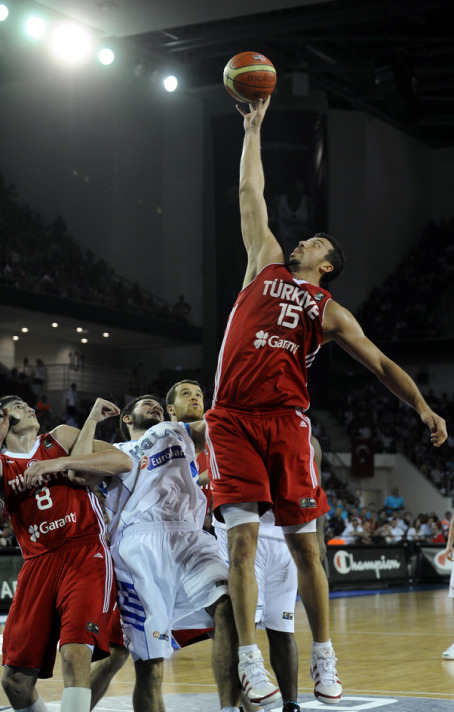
top-left (315, 232), bottom-right (346, 288)
top-left (0, 394), bottom-right (23, 411)
top-left (119, 394), bottom-right (161, 441)
top-left (165, 380), bottom-right (202, 409)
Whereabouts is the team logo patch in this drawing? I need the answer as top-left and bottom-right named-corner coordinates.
top-left (140, 456), bottom-right (149, 470)
top-left (86, 622), bottom-right (99, 635)
top-left (43, 438), bottom-right (54, 449)
top-left (282, 612), bottom-right (294, 620)
top-left (153, 630), bottom-right (169, 640)
top-left (314, 291), bottom-right (325, 302)
top-left (299, 498), bottom-right (316, 508)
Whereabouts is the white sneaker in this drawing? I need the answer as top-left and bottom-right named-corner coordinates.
top-left (310, 645), bottom-right (342, 704)
top-left (442, 643), bottom-right (454, 659)
top-left (238, 649), bottom-right (281, 707)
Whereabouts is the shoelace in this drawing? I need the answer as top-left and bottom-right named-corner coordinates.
top-left (242, 656), bottom-right (273, 687)
top-left (317, 655), bottom-right (339, 685)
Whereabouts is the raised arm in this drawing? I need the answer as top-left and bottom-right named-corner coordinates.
top-left (66, 397), bottom-right (122, 484)
top-left (323, 299), bottom-right (447, 447)
top-left (188, 420), bottom-right (206, 457)
top-left (237, 97), bottom-right (283, 287)
top-left (23, 446), bottom-right (132, 488)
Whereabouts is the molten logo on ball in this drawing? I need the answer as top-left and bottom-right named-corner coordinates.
top-left (223, 51), bottom-right (277, 103)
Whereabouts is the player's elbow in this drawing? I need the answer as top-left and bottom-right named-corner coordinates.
top-left (113, 450), bottom-right (133, 474)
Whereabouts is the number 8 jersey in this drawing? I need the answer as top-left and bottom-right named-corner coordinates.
top-left (212, 263), bottom-right (331, 410)
top-left (0, 433), bottom-right (107, 559)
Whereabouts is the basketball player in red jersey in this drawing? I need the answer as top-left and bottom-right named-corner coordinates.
top-left (204, 96), bottom-right (447, 707)
top-left (0, 395), bottom-right (131, 712)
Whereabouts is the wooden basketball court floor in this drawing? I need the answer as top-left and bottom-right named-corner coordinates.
top-left (1, 585), bottom-right (454, 711)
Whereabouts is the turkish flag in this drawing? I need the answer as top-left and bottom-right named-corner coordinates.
top-left (351, 437), bottom-right (374, 477)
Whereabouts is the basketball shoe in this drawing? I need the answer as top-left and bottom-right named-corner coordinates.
top-left (238, 649), bottom-right (281, 706)
top-left (442, 643), bottom-right (454, 659)
top-left (310, 644), bottom-right (342, 704)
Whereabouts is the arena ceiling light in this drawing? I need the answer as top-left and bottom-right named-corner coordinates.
top-left (98, 47), bottom-right (115, 66)
top-left (50, 23), bottom-right (92, 65)
top-left (25, 16), bottom-right (46, 39)
top-left (163, 74), bottom-right (178, 93)
top-left (0, 4), bottom-right (8, 22)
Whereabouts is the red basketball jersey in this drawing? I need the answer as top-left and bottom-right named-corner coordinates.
top-left (213, 263), bottom-right (331, 410)
top-left (1, 433), bottom-right (106, 559)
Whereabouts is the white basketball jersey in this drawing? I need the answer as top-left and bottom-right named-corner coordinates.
top-left (104, 422), bottom-right (206, 543)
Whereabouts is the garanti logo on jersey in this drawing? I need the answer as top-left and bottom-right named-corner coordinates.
top-left (253, 330), bottom-right (299, 354)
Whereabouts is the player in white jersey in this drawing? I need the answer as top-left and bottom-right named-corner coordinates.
top-left (442, 513), bottom-right (454, 659)
top-left (166, 379), bottom-right (326, 712)
top-left (67, 393), bottom-right (241, 712)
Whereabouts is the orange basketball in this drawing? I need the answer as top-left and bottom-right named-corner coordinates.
top-left (223, 51), bottom-right (277, 103)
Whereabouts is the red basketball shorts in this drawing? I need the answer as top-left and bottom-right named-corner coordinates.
top-left (3, 538), bottom-right (116, 678)
top-left (205, 405), bottom-right (329, 526)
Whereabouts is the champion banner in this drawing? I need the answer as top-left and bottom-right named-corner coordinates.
top-left (326, 545), bottom-right (408, 585)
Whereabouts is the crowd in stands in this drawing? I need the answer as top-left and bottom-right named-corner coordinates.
top-left (356, 220), bottom-right (454, 341)
top-left (322, 483), bottom-right (451, 550)
top-left (329, 383), bottom-right (454, 497)
top-left (0, 174), bottom-right (191, 322)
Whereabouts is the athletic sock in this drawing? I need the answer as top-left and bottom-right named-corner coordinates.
top-left (239, 643), bottom-right (259, 656)
top-left (60, 687), bottom-right (91, 712)
top-left (14, 696), bottom-right (48, 712)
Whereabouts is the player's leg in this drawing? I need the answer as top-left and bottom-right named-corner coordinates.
top-left (90, 643), bottom-right (130, 709)
top-left (225, 516), bottom-right (280, 707)
top-left (285, 531), bottom-right (341, 705)
top-left (224, 515), bottom-right (259, 646)
top-left (1, 667), bottom-right (46, 711)
top-left (133, 658), bottom-right (164, 712)
top-left (59, 643), bottom-right (92, 712)
top-left (266, 629), bottom-right (299, 707)
top-left (206, 594), bottom-right (241, 710)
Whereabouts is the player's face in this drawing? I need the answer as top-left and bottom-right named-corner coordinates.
top-left (169, 383), bottom-right (204, 423)
top-left (287, 236), bottom-right (333, 272)
top-left (131, 398), bottom-right (164, 430)
top-left (3, 400), bottom-right (38, 431)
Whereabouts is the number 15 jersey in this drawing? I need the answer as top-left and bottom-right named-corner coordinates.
top-left (212, 263), bottom-right (331, 411)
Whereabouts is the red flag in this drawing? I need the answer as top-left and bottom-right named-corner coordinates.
top-left (351, 437), bottom-right (374, 477)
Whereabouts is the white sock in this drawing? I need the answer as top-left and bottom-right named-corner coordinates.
top-left (60, 687), bottom-right (91, 712)
top-left (14, 696), bottom-right (48, 712)
top-left (220, 708), bottom-right (241, 712)
top-left (313, 639), bottom-right (333, 653)
top-left (239, 643), bottom-right (259, 656)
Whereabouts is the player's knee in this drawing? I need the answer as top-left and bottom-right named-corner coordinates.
top-left (134, 658), bottom-right (164, 690)
top-left (2, 666), bottom-right (35, 700)
top-left (208, 593), bottom-right (234, 625)
top-left (109, 643), bottom-right (130, 672)
top-left (228, 530), bottom-right (257, 567)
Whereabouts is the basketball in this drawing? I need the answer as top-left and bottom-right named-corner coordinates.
top-left (223, 51), bottom-right (277, 103)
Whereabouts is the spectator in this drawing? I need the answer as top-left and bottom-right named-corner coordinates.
top-left (383, 487), bottom-right (405, 516)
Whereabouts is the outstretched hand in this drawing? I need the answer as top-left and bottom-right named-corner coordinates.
top-left (421, 410), bottom-right (447, 447)
top-left (236, 96), bottom-right (271, 131)
top-left (87, 398), bottom-right (120, 424)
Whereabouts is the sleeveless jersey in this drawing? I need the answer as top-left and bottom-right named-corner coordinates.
top-left (105, 421), bottom-right (206, 544)
top-left (0, 433), bottom-right (107, 559)
top-left (213, 263), bottom-right (331, 410)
